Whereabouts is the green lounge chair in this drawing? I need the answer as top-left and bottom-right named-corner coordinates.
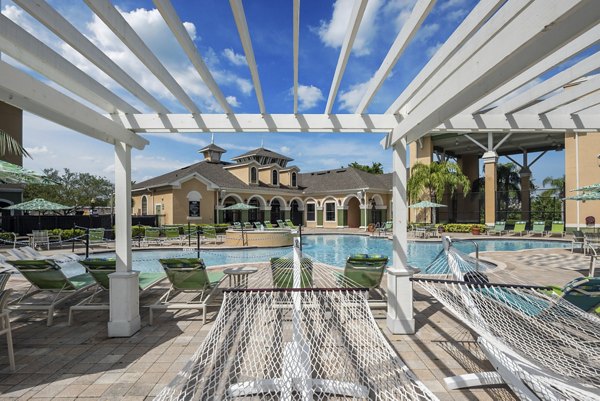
top-left (88, 228), bottom-right (108, 248)
top-left (547, 221), bottom-right (565, 237)
top-left (378, 221), bottom-right (393, 236)
top-left (150, 258), bottom-right (225, 325)
top-left (243, 222), bottom-right (254, 230)
top-left (338, 254), bottom-right (388, 300)
top-left (528, 221), bottom-right (546, 236)
top-left (547, 277), bottom-right (600, 313)
top-left (254, 222), bottom-right (265, 230)
top-left (270, 257), bottom-right (313, 288)
top-left (164, 226), bottom-right (183, 245)
top-left (285, 219), bottom-right (297, 229)
top-left (7, 259), bottom-right (95, 326)
top-left (264, 221), bottom-right (275, 229)
top-left (202, 226), bottom-right (219, 244)
top-left (69, 258), bottom-right (167, 325)
top-left (487, 221), bottom-right (506, 236)
top-left (510, 221), bottom-right (527, 236)
top-left (143, 227), bottom-right (163, 246)
top-left (276, 219), bottom-right (286, 228)
top-left (182, 225), bottom-right (198, 245)
top-left (232, 222), bottom-right (242, 230)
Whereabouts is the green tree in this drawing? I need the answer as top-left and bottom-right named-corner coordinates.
top-left (347, 161), bottom-right (384, 174)
top-left (24, 168), bottom-right (114, 207)
top-left (541, 176), bottom-right (565, 198)
top-left (408, 161), bottom-right (471, 223)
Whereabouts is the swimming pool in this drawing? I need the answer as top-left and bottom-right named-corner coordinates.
top-left (60, 235), bottom-right (569, 276)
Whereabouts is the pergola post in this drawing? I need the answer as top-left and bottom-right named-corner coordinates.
top-left (482, 133), bottom-right (498, 227)
top-left (108, 141), bottom-right (140, 337)
top-left (387, 136), bottom-right (415, 335)
top-left (520, 154), bottom-right (531, 223)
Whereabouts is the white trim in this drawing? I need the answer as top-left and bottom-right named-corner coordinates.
top-left (305, 202), bottom-right (317, 222)
top-left (272, 169), bottom-right (279, 186)
top-left (186, 191), bottom-right (202, 201)
top-left (288, 197), bottom-right (304, 210)
top-left (221, 193), bottom-right (244, 207)
top-left (172, 173), bottom-right (219, 190)
top-left (341, 194), bottom-right (361, 207)
top-left (247, 194), bottom-right (268, 208)
top-left (269, 196), bottom-right (286, 207)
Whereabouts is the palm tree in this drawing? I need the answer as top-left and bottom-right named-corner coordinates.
top-left (541, 176), bottom-right (565, 222)
top-left (408, 161), bottom-right (471, 223)
top-left (0, 128), bottom-right (30, 158)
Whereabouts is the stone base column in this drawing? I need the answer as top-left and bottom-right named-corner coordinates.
top-left (386, 268), bottom-right (415, 333)
top-left (107, 272), bottom-right (141, 337)
top-left (482, 151), bottom-right (498, 226)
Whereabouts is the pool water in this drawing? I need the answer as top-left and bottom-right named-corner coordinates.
top-left (60, 235), bottom-right (569, 276)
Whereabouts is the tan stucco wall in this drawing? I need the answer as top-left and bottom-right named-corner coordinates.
top-left (225, 165), bottom-right (250, 184)
top-left (171, 179), bottom-right (216, 224)
top-left (259, 168), bottom-right (275, 185)
top-left (565, 132), bottom-right (600, 228)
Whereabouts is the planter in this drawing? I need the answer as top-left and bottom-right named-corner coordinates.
top-left (471, 226), bottom-right (481, 235)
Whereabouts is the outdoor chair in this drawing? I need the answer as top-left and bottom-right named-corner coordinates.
top-left (285, 219), bottom-right (297, 229)
top-left (0, 288), bottom-right (15, 371)
top-left (377, 221), bottom-right (393, 236)
top-left (202, 226), bottom-right (219, 244)
top-left (487, 222), bottom-right (506, 236)
top-left (547, 276), bottom-right (600, 313)
top-left (232, 222), bottom-right (242, 230)
top-left (243, 222), bottom-right (254, 230)
top-left (15, 245), bottom-right (81, 263)
top-left (528, 221), bottom-right (546, 236)
top-left (88, 228), bottom-right (108, 249)
top-left (571, 230), bottom-right (585, 253)
top-left (337, 254), bottom-right (388, 301)
top-left (270, 257), bottom-right (313, 288)
top-left (6, 259), bottom-right (95, 325)
top-left (31, 230), bottom-right (51, 250)
top-left (182, 225), bottom-right (198, 245)
top-left (276, 219), bottom-right (286, 228)
top-left (143, 227), bottom-right (163, 246)
top-left (546, 221), bottom-right (565, 237)
top-left (69, 258), bottom-right (167, 325)
top-left (509, 221), bottom-right (526, 236)
top-left (163, 226), bottom-right (183, 245)
top-left (149, 258), bottom-right (225, 325)
top-left (264, 221), bottom-right (275, 229)
top-left (254, 222), bottom-right (265, 230)
top-left (584, 233), bottom-right (600, 256)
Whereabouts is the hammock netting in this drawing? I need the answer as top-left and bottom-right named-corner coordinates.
top-left (414, 239), bottom-right (600, 401)
top-left (155, 247), bottom-right (438, 401)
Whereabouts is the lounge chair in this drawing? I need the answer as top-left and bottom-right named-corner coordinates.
top-left (270, 257), bottom-right (313, 288)
top-left (571, 230), bottom-right (585, 253)
top-left (6, 259), bottom-right (95, 325)
top-left (88, 228), bottom-right (108, 248)
top-left (487, 221), bottom-right (506, 236)
top-left (163, 226), bottom-right (183, 245)
top-left (143, 227), bottom-right (163, 246)
top-left (202, 226), bottom-right (219, 244)
top-left (232, 222), bottom-right (242, 230)
top-left (0, 288), bottom-right (15, 371)
top-left (546, 221), bottom-right (565, 237)
top-left (182, 225), bottom-right (198, 245)
top-left (264, 221), bottom-right (275, 229)
top-left (69, 258), bottom-right (167, 325)
top-left (149, 258), bottom-right (225, 325)
top-left (509, 221), bottom-right (526, 236)
top-left (276, 219), bottom-right (286, 229)
top-left (7, 246), bottom-right (81, 263)
top-left (254, 222), bottom-right (265, 230)
top-left (378, 221), bottom-right (392, 236)
top-left (284, 219), bottom-right (297, 229)
top-left (528, 221), bottom-right (546, 237)
top-left (243, 222), bottom-right (254, 230)
top-left (547, 276), bottom-right (600, 313)
top-left (337, 254), bottom-right (388, 300)
top-left (585, 233), bottom-right (600, 256)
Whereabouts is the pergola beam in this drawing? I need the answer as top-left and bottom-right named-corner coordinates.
top-left (385, 0), bottom-right (600, 146)
top-left (495, 50), bottom-right (600, 114)
top-left (293, 0), bottom-right (300, 114)
top-left (522, 75), bottom-right (600, 114)
top-left (355, 0), bottom-right (436, 114)
top-left (325, 0), bottom-right (367, 114)
top-left (0, 61), bottom-right (148, 149)
top-left (0, 14), bottom-right (139, 114)
top-left (115, 113), bottom-right (399, 133)
top-left (385, 0), bottom-right (505, 115)
top-left (466, 25), bottom-right (600, 114)
top-left (153, 0), bottom-right (232, 113)
top-left (552, 91), bottom-right (600, 114)
top-left (437, 112), bottom-right (600, 132)
top-left (14, 0), bottom-right (169, 114)
top-left (84, 0), bottom-right (202, 114)
top-left (230, 0), bottom-right (266, 114)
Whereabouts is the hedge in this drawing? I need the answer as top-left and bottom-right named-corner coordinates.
top-left (440, 223), bottom-right (487, 233)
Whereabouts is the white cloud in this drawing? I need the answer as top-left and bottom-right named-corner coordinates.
top-left (226, 96), bottom-right (241, 108)
top-left (426, 42), bottom-right (442, 58)
top-left (25, 145), bottom-right (49, 155)
top-left (280, 146), bottom-right (291, 154)
top-left (416, 23), bottom-right (440, 42)
top-left (222, 48), bottom-right (247, 66)
top-left (445, 8), bottom-right (468, 22)
top-left (384, 0), bottom-right (418, 30)
top-left (439, 0), bottom-right (469, 11)
top-left (294, 85), bottom-right (324, 111)
top-left (315, 0), bottom-right (384, 56)
top-left (338, 80), bottom-right (370, 112)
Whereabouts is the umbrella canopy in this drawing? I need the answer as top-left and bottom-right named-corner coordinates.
top-left (0, 160), bottom-right (54, 184)
top-left (408, 200), bottom-right (447, 208)
top-left (571, 183), bottom-right (600, 192)
top-left (563, 192), bottom-right (600, 201)
top-left (222, 202), bottom-right (258, 211)
top-left (4, 198), bottom-right (72, 211)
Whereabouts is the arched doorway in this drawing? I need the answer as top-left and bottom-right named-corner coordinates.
top-left (223, 196), bottom-right (239, 223)
top-left (270, 199), bottom-right (281, 223)
top-left (347, 197), bottom-right (361, 228)
top-left (290, 200), bottom-right (302, 226)
top-left (248, 198), bottom-right (261, 222)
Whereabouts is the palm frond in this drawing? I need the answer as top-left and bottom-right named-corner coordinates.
top-left (0, 129), bottom-right (30, 158)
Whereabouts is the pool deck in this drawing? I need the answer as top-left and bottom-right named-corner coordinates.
top-left (0, 229), bottom-right (592, 400)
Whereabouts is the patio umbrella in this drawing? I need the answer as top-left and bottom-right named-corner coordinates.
top-left (563, 192), bottom-right (600, 201)
top-left (408, 200), bottom-right (447, 224)
top-left (4, 198), bottom-right (72, 229)
top-left (0, 160), bottom-right (55, 184)
top-left (222, 203), bottom-right (258, 211)
top-left (571, 183), bottom-right (600, 192)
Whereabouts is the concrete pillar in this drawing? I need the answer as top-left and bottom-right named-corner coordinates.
top-left (387, 137), bottom-right (415, 335)
top-left (482, 151), bottom-right (498, 227)
top-left (109, 142), bottom-right (140, 337)
top-left (520, 166), bottom-right (531, 222)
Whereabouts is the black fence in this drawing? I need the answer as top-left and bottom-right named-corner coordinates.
top-left (0, 214), bottom-right (158, 235)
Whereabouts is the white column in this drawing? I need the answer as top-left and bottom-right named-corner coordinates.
top-left (108, 141), bottom-right (141, 337)
top-left (387, 136), bottom-right (415, 334)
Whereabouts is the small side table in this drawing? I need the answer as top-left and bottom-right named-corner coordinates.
top-left (224, 267), bottom-right (258, 288)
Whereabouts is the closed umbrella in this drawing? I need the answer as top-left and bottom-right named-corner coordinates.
top-left (409, 200), bottom-right (447, 224)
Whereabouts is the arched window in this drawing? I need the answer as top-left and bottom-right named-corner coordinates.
top-left (291, 172), bottom-right (297, 187)
top-left (250, 167), bottom-right (257, 183)
top-left (272, 169), bottom-right (279, 185)
top-left (141, 196), bottom-right (148, 216)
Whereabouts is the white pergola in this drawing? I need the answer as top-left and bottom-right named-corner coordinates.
top-left (0, 0), bottom-right (599, 336)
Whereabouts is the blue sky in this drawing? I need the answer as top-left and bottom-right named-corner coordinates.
top-left (2, 0), bottom-right (570, 187)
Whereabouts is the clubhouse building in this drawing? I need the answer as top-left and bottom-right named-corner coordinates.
top-left (132, 144), bottom-right (392, 229)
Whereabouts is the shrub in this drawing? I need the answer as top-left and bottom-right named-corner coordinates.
top-left (441, 223), bottom-right (487, 233)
